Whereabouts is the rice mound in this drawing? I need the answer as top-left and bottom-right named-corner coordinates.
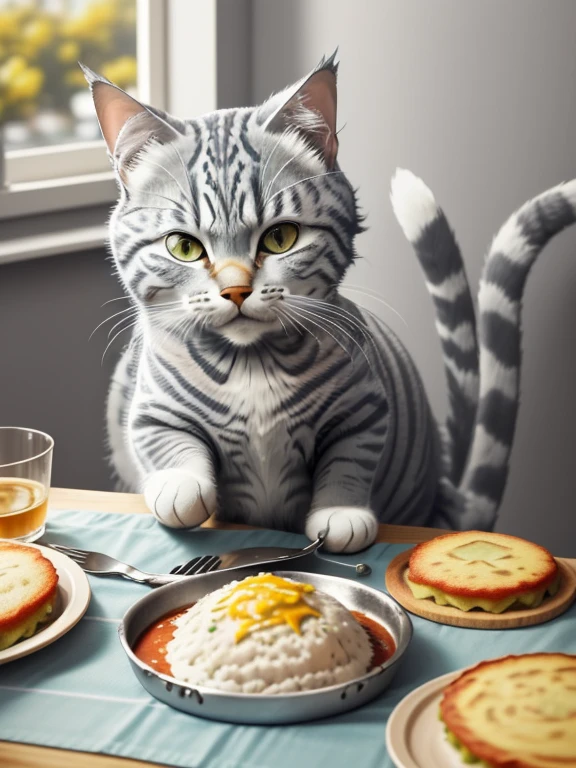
top-left (166, 575), bottom-right (373, 694)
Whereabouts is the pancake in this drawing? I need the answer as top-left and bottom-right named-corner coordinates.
top-left (0, 541), bottom-right (59, 651)
top-left (406, 531), bottom-right (559, 613)
top-left (440, 653), bottom-right (576, 768)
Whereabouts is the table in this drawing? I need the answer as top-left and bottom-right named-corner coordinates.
top-left (1, 488), bottom-right (447, 768)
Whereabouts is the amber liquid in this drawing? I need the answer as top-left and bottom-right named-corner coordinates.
top-left (0, 478), bottom-right (48, 539)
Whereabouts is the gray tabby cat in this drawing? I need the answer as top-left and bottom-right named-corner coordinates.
top-left (84, 55), bottom-right (576, 553)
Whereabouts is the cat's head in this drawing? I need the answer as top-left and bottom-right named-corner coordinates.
top-left (86, 54), bottom-right (361, 346)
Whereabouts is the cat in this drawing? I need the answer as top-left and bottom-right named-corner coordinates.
top-left (83, 55), bottom-right (576, 553)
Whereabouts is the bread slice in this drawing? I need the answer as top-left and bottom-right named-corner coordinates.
top-left (406, 531), bottom-right (559, 612)
top-left (0, 541), bottom-right (59, 651)
top-left (440, 653), bottom-right (576, 768)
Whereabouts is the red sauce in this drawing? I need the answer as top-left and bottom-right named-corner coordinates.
top-left (351, 611), bottom-right (396, 667)
top-left (133, 607), bottom-right (396, 677)
top-left (133, 607), bottom-right (186, 676)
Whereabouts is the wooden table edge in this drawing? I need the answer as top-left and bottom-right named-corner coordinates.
top-left (48, 486), bottom-right (447, 544)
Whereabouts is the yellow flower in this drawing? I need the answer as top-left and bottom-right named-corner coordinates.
top-left (101, 56), bottom-right (137, 88)
top-left (0, 12), bottom-right (20, 41)
top-left (22, 16), bottom-right (54, 54)
top-left (57, 41), bottom-right (80, 63)
top-left (62, 0), bottom-right (117, 40)
top-left (84, 1), bottom-right (117, 27)
top-left (5, 66), bottom-right (44, 103)
top-left (0, 55), bottom-right (28, 86)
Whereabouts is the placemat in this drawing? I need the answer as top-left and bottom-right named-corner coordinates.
top-left (1, 508), bottom-right (575, 768)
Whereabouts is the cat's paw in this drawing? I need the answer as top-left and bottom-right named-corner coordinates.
top-left (144, 469), bottom-right (216, 529)
top-left (305, 507), bottom-right (378, 553)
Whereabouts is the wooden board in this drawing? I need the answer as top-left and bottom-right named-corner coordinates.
top-left (385, 549), bottom-right (576, 628)
top-left (48, 488), bottom-right (447, 544)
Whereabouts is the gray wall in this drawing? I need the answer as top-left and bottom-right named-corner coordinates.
top-left (252, 0), bottom-right (576, 554)
top-left (0, 249), bottom-right (123, 491)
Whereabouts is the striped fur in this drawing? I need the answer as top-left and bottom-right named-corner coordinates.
top-left (391, 170), bottom-right (479, 485)
top-left (86, 58), bottom-right (576, 552)
top-left (392, 173), bottom-right (576, 529)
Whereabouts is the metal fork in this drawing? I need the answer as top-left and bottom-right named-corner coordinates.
top-left (47, 533), bottom-right (371, 587)
top-left (46, 537), bottom-right (327, 586)
top-left (45, 543), bottom-right (204, 587)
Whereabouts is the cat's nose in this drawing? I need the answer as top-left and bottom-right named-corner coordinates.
top-left (220, 286), bottom-right (253, 307)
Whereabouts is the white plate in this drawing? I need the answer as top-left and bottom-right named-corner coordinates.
top-left (0, 540), bottom-right (91, 664)
top-left (386, 669), bottom-right (471, 768)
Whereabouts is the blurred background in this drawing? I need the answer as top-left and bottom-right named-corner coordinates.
top-left (0, 0), bottom-right (136, 151)
top-left (0, 0), bottom-right (575, 554)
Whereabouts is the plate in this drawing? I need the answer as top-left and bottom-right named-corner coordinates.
top-left (385, 549), bottom-right (576, 628)
top-left (0, 540), bottom-right (91, 664)
top-left (386, 669), bottom-right (466, 768)
top-left (120, 568), bottom-right (413, 724)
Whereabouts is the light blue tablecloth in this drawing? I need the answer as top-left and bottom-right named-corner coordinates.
top-left (1, 509), bottom-right (574, 768)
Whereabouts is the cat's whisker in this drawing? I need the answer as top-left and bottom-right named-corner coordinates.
top-left (265, 171), bottom-right (346, 208)
top-left (277, 307), bottom-right (319, 342)
top-left (274, 313), bottom-right (290, 337)
top-left (259, 128), bottom-right (291, 191)
top-left (284, 302), bottom-right (373, 370)
top-left (131, 189), bottom-right (189, 211)
top-left (106, 311), bottom-right (142, 339)
top-left (273, 307), bottom-right (303, 337)
top-left (263, 154), bottom-right (298, 205)
top-left (91, 300), bottom-right (183, 340)
top-left (137, 156), bottom-right (194, 214)
top-left (164, 141), bottom-right (200, 222)
top-left (280, 304), bottom-right (354, 362)
top-left (101, 296), bottom-right (131, 307)
top-left (171, 312), bottom-right (198, 340)
top-left (262, 142), bottom-right (316, 204)
top-left (90, 306), bottom-right (141, 340)
top-left (285, 295), bottom-right (376, 348)
top-left (106, 304), bottom-right (179, 340)
top-left (339, 284), bottom-right (408, 327)
top-left (123, 205), bottom-right (174, 217)
top-left (101, 320), bottom-right (140, 365)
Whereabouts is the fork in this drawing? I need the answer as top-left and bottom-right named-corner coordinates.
top-left (47, 533), bottom-right (371, 587)
top-left (45, 536), bottom-right (327, 587)
top-left (45, 544), bottom-right (197, 587)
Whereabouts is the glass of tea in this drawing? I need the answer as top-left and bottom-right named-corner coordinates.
top-left (0, 427), bottom-right (54, 542)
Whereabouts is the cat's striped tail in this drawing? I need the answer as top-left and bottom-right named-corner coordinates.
top-left (456, 180), bottom-right (576, 528)
top-left (390, 169), bottom-right (479, 485)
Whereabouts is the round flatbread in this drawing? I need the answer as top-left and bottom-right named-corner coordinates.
top-left (440, 653), bottom-right (576, 768)
top-left (407, 531), bottom-right (558, 612)
top-left (0, 541), bottom-right (59, 650)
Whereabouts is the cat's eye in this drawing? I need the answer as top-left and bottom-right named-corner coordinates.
top-left (259, 222), bottom-right (299, 255)
top-left (165, 233), bottom-right (206, 263)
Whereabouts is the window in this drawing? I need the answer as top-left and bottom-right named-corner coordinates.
top-left (0, 0), bottom-right (231, 264)
top-left (0, 0), bottom-right (139, 186)
top-left (0, 0), bottom-right (137, 154)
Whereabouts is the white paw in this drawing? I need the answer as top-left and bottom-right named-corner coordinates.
top-left (305, 507), bottom-right (378, 553)
top-left (144, 469), bottom-right (216, 529)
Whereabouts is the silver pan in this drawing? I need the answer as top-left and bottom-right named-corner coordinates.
top-left (118, 568), bottom-right (412, 724)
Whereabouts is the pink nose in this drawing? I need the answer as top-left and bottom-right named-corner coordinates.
top-left (220, 286), bottom-right (253, 308)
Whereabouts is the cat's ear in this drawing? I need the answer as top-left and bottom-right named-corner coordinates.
top-left (260, 52), bottom-right (339, 169)
top-left (80, 63), bottom-right (182, 180)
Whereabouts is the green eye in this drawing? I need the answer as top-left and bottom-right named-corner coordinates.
top-left (165, 233), bottom-right (206, 262)
top-left (260, 223), bottom-right (299, 255)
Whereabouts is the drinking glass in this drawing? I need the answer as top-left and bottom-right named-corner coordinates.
top-left (0, 427), bottom-right (54, 542)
